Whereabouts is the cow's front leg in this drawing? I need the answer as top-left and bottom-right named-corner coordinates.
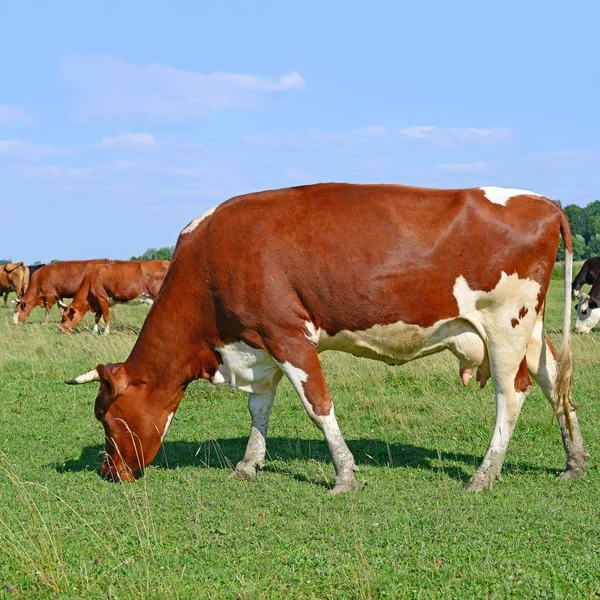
top-left (99, 299), bottom-right (110, 335)
top-left (274, 344), bottom-right (358, 494)
top-left (92, 312), bottom-right (102, 334)
top-left (230, 387), bottom-right (279, 479)
top-left (43, 300), bottom-right (54, 324)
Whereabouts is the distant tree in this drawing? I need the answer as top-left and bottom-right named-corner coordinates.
top-left (131, 246), bottom-right (174, 261)
top-left (573, 234), bottom-right (587, 260)
top-left (0, 259), bottom-right (10, 266)
top-left (50, 259), bottom-right (60, 264)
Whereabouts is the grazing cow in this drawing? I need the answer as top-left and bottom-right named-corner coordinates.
top-left (574, 282), bottom-right (600, 333)
top-left (66, 184), bottom-right (586, 494)
top-left (59, 260), bottom-right (169, 335)
top-left (0, 262), bottom-right (30, 306)
top-left (13, 259), bottom-right (109, 324)
top-left (572, 256), bottom-right (600, 298)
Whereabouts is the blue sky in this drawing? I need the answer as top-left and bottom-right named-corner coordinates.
top-left (2, 1), bottom-right (599, 263)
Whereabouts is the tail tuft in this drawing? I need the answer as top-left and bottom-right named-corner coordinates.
top-left (554, 246), bottom-right (574, 438)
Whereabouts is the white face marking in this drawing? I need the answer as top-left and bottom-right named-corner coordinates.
top-left (479, 186), bottom-right (542, 206)
top-left (181, 206), bottom-right (217, 234)
top-left (12, 311), bottom-right (19, 325)
top-left (574, 296), bottom-right (600, 333)
top-left (213, 341), bottom-right (283, 394)
top-left (304, 321), bottom-right (321, 346)
top-left (161, 412), bottom-right (174, 442)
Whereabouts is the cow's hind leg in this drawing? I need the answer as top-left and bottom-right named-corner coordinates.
top-left (526, 316), bottom-right (587, 478)
top-left (230, 385), bottom-right (280, 479)
top-left (465, 351), bottom-right (532, 492)
top-left (269, 342), bottom-right (358, 494)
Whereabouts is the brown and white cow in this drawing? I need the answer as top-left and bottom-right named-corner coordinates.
top-left (13, 259), bottom-right (109, 324)
top-left (59, 260), bottom-right (169, 335)
top-left (0, 262), bottom-right (30, 306)
top-left (66, 184), bottom-right (586, 494)
top-left (572, 256), bottom-right (600, 299)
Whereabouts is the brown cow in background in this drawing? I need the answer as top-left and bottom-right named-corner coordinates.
top-left (13, 259), bottom-right (109, 324)
top-left (0, 262), bottom-right (30, 306)
top-left (59, 260), bottom-right (169, 335)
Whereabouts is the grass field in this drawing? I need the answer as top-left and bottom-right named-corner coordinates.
top-left (1, 277), bottom-right (600, 599)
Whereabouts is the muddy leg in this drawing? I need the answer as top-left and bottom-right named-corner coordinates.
top-left (230, 385), bottom-right (281, 479)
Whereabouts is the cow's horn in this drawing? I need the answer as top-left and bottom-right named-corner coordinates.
top-left (65, 369), bottom-right (100, 385)
top-left (57, 299), bottom-right (68, 309)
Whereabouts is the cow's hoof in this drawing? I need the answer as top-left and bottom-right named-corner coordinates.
top-left (328, 477), bottom-right (358, 495)
top-left (559, 466), bottom-right (586, 480)
top-left (229, 461), bottom-right (260, 479)
top-left (464, 473), bottom-right (493, 492)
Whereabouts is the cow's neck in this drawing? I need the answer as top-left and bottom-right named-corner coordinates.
top-left (125, 293), bottom-right (216, 396)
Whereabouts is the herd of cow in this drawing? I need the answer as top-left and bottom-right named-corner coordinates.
top-left (2, 258), bottom-right (169, 334)
top-left (1, 184), bottom-right (597, 494)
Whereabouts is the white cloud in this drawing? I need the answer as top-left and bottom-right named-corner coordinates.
top-left (438, 161), bottom-right (487, 173)
top-left (241, 125), bottom-right (511, 149)
top-left (0, 139), bottom-right (71, 160)
top-left (94, 132), bottom-right (160, 152)
top-left (399, 126), bottom-right (511, 144)
top-left (0, 105), bottom-right (36, 126)
top-left (62, 54), bottom-right (305, 122)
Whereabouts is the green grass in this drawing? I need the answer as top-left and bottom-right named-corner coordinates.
top-left (1, 282), bottom-right (600, 599)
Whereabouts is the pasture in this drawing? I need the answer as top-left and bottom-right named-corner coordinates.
top-left (1, 277), bottom-right (600, 599)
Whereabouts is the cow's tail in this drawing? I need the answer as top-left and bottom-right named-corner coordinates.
top-left (554, 209), bottom-right (574, 438)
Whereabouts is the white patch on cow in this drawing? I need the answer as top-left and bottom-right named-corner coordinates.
top-left (574, 294), bottom-right (600, 333)
top-left (317, 316), bottom-right (482, 368)
top-left (181, 206), bottom-right (217, 235)
top-left (453, 272), bottom-right (540, 385)
top-left (213, 341), bottom-right (283, 394)
top-left (304, 321), bottom-right (321, 346)
top-left (103, 324), bottom-right (110, 336)
top-left (92, 323), bottom-right (99, 334)
top-left (12, 311), bottom-right (19, 325)
top-left (479, 186), bottom-right (541, 206)
top-left (161, 412), bottom-right (174, 442)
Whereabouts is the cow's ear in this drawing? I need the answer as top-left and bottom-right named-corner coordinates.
top-left (589, 298), bottom-right (599, 310)
top-left (97, 363), bottom-right (130, 398)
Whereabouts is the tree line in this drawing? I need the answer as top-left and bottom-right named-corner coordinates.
top-left (555, 201), bottom-right (600, 261)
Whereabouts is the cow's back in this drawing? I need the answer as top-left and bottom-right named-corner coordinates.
top-left (182, 183), bottom-right (563, 334)
top-left (33, 259), bottom-right (110, 298)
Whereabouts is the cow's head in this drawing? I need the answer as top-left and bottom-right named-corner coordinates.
top-left (58, 304), bottom-right (83, 334)
top-left (65, 363), bottom-right (180, 481)
top-left (12, 299), bottom-right (32, 324)
top-left (574, 293), bottom-right (600, 334)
